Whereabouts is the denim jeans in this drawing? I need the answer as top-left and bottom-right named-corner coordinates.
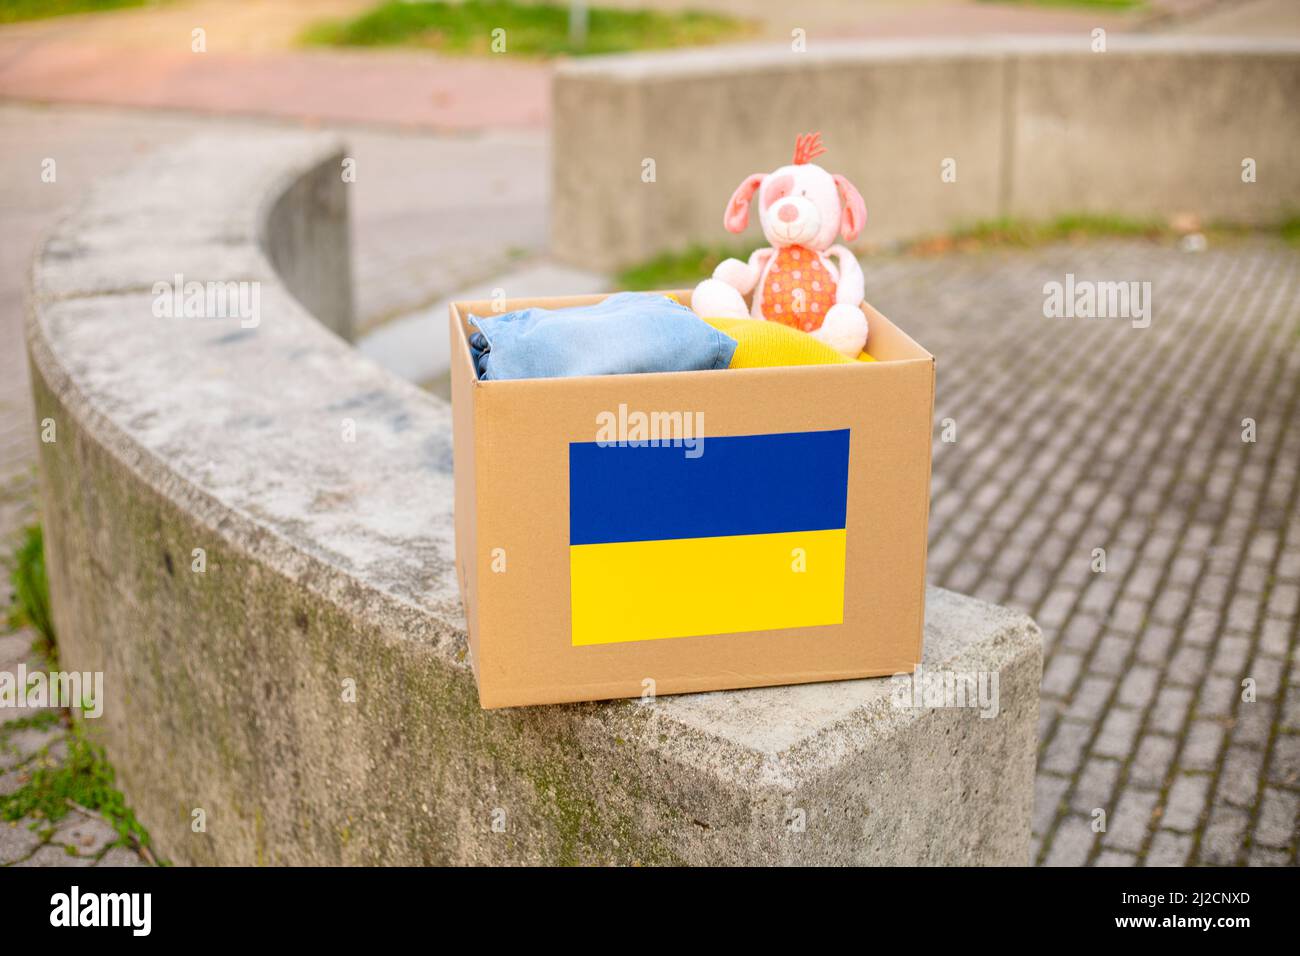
top-left (468, 292), bottom-right (737, 381)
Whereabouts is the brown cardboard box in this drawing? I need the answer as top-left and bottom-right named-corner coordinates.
top-left (450, 292), bottom-right (934, 709)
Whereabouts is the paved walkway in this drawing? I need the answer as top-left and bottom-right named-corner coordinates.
top-left (0, 45), bottom-right (550, 130)
top-left (864, 239), bottom-right (1300, 865)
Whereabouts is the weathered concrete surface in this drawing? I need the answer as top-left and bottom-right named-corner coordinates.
top-left (27, 132), bottom-right (1040, 865)
top-left (552, 36), bottom-right (1300, 271)
top-left (1008, 41), bottom-right (1299, 226)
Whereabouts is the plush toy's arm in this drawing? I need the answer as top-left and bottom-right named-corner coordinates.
top-left (827, 245), bottom-right (865, 305)
top-left (713, 248), bottom-right (774, 296)
top-left (815, 245), bottom-right (870, 357)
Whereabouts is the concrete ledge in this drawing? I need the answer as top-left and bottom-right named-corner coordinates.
top-left (552, 35), bottom-right (1300, 270)
top-left (27, 133), bottom-right (1041, 864)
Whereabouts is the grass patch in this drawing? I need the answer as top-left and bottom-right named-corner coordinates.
top-left (8, 524), bottom-right (55, 660)
top-left (1, 709), bottom-right (62, 734)
top-left (301, 0), bottom-right (754, 57)
top-left (939, 213), bottom-right (1168, 249)
top-left (0, 0), bottom-right (150, 25)
top-left (618, 242), bottom-right (757, 291)
top-left (1, 717), bottom-right (157, 857)
top-left (616, 214), bottom-right (1300, 284)
top-left (616, 217), bottom-right (1173, 287)
top-left (2, 524), bottom-right (156, 862)
top-left (901, 213), bottom-right (1300, 255)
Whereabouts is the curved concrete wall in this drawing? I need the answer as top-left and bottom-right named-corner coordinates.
top-left (26, 133), bottom-right (1040, 865)
top-left (262, 152), bottom-right (356, 343)
top-left (552, 36), bottom-right (1300, 271)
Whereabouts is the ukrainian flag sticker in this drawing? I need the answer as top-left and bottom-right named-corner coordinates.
top-left (569, 429), bottom-right (850, 646)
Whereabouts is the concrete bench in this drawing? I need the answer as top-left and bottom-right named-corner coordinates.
top-left (26, 132), bottom-right (1041, 865)
top-left (553, 36), bottom-right (1300, 271)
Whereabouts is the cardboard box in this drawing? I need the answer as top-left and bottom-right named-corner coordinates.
top-left (450, 292), bottom-right (935, 709)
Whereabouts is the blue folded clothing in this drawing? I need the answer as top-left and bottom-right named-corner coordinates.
top-left (468, 292), bottom-right (737, 381)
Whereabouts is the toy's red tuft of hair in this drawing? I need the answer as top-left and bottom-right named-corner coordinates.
top-left (793, 132), bottom-right (827, 165)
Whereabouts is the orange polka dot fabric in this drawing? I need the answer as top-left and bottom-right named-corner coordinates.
top-left (758, 245), bottom-right (837, 332)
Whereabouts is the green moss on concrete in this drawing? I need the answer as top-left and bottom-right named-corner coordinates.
top-left (519, 751), bottom-right (684, 866)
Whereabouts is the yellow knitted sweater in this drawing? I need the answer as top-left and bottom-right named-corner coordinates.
top-left (703, 317), bottom-right (875, 368)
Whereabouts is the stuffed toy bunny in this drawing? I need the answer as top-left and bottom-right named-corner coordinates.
top-left (692, 133), bottom-right (869, 358)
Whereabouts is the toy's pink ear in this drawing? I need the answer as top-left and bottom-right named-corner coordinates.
top-left (724, 174), bottom-right (765, 233)
top-left (833, 174), bottom-right (867, 241)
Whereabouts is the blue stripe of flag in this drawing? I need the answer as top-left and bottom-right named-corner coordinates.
top-left (569, 428), bottom-right (850, 546)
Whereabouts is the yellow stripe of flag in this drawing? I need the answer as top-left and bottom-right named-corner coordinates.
top-left (570, 528), bottom-right (846, 646)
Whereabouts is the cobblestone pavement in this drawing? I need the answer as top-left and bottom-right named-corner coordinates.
top-left (865, 238), bottom-right (1300, 866)
top-left (0, 632), bottom-right (148, 867)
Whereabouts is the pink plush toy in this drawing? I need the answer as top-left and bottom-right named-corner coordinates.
top-left (692, 132), bottom-right (869, 358)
